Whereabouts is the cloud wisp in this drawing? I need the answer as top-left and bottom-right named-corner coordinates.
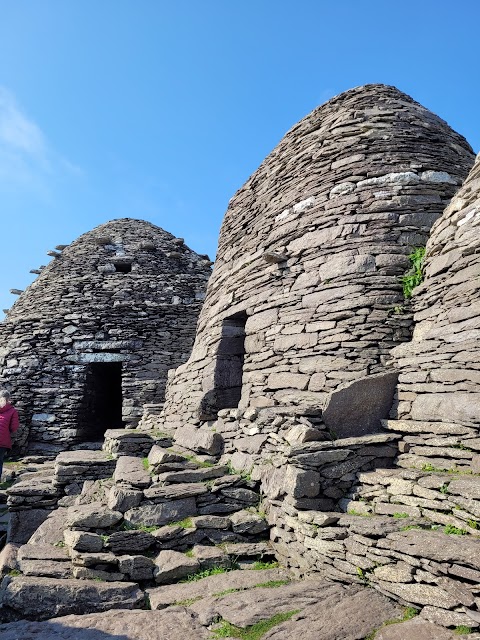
top-left (0, 86), bottom-right (81, 194)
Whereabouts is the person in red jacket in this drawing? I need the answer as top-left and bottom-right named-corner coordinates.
top-left (0, 390), bottom-right (19, 480)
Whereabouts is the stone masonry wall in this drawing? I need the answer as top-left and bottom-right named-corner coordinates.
top-left (390, 152), bottom-right (480, 430)
top-left (0, 219), bottom-right (211, 454)
top-left (160, 84), bottom-right (474, 430)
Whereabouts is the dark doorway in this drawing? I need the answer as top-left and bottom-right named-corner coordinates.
top-left (82, 362), bottom-right (123, 439)
top-left (198, 311), bottom-right (247, 420)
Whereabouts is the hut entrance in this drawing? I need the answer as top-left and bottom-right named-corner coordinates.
top-left (198, 311), bottom-right (247, 419)
top-left (83, 362), bottom-right (123, 439)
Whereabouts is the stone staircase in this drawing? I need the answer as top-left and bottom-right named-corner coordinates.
top-left (0, 438), bottom-right (276, 621)
top-left (269, 419), bottom-right (480, 630)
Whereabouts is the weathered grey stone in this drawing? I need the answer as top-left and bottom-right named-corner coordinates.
top-left (192, 544), bottom-right (229, 569)
top-left (376, 581), bottom-right (459, 608)
top-left (229, 510), bottom-right (269, 535)
top-left (64, 530), bottom-right (103, 552)
top-left (143, 483), bottom-right (208, 501)
top-left (113, 456), bottom-right (151, 488)
top-left (158, 466), bottom-right (229, 483)
top-left (66, 503), bottom-right (123, 529)
top-left (0, 575), bottom-right (145, 620)
top-left (191, 515), bottom-right (230, 529)
top-left (106, 530), bottom-right (156, 553)
top-left (117, 555), bottom-right (154, 581)
top-left (323, 372), bottom-right (399, 438)
top-left (153, 550), bottom-right (199, 584)
top-left (7, 508), bottom-right (50, 544)
top-left (125, 498), bottom-right (197, 527)
top-left (107, 485), bottom-right (143, 512)
top-left (375, 619), bottom-right (455, 640)
top-left (283, 466), bottom-right (320, 498)
top-left (174, 424), bottom-right (223, 455)
top-left (148, 445), bottom-right (186, 468)
top-left (0, 544), bottom-right (20, 577)
top-left (0, 609), bottom-right (211, 640)
top-left (147, 567), bottom-right (291, 609)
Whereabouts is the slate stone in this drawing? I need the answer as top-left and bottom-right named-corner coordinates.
top-left (125, 498), bottom-right (197, 527)
top-left (174, 424), bottom-right (223, 455)
top-left (66, 504), bottom-right (123, 529)
top-left (153, 550), bottom-right (200, 584)
top-left (323, 372), bottom-right (399, 438)
top-left (0, 609), bottom-right (211, 640)
top-left (106, 530), bottom-right (156, 553)
top-left (0, 575), bottom-right (145, 620)
top-left (147, 567), bottom-right (292, 609)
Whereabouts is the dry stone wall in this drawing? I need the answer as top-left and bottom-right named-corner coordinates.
top-left (0, 219), bottom-right (211, 454)
top-left (390, 152), bottom-right (480, 437)
top-left (160, 84), bottom-right (474, 431)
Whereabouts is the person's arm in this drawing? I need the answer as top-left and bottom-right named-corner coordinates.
top-left (10, 409), bottom-right (19, 434)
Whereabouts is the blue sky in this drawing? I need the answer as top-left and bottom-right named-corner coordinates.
top-left (0, 1), bottom-right (478, 316)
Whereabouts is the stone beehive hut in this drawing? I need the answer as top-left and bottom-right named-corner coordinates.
top-left (161, 84), bottom-right (474, 431)
top-left (0, 218), bottom-right (212, 454)
top-left (391, 151), bottom-right (480, 437)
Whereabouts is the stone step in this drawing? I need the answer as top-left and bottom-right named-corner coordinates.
top-left (272, 508), bottom-right (480, 627)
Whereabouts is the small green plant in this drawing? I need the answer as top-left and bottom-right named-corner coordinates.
top-left (170, 517), bottom-right (194, 529)
top-left (8, 569), bottom-right (21, 576)
top-left (254, 580), bottom-right (290, 588)
top-left (251, 560), bottom-right (279, 570)
top-left (467, 519), bottom-right (478, 530)
top-left (227, 461), bottom-right (252, 481)
top-left (184, 549), bottom-right (194, 558)
top-left (454, 626), bottom-right (472, 635)
top-left (403, 607), bottom-right (419, 620)
top-left (141, 457), bottom-right (149, 470)
top-left (180, 566), bottom-right (230, 582)
top-left (440, 483), bottom-right (450, 494)
top-left (393, 512), bottom-right (409, 519)
top-left (211, 610), bottom-right (299, 640)
top-left (444, 524), bottom-right (467, 535)
top-left (401, 247), bottom-right (425, 298)
top-left (356, 567), bottom-right (370, 584)
top-left (0, 480), bottom-right (14, 490)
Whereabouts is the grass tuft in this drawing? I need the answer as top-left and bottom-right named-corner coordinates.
top-left (211, 610), bottom-right (299, 640)
top-left (454, 626), bottom-right (472, 635)
top-left (251, 560), bottom-right (279, 570)
top-left (401, 247), bottom-right (425, 298)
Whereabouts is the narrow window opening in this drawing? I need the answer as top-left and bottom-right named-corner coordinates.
top-left (199, 311), bottom-right (247, 419)
top-left (81, 362), bottom-right (123, 440)
top-left (114, 262), bottom-right (132, 273)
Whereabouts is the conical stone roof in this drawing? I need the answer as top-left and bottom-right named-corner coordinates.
top-left (160, 84), bottom-right (474, 428)
top-left (0, 218), bottom-right (212, 453)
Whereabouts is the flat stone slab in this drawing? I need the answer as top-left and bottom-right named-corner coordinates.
top-left (55, 451), bottom-right (115, 466)
top-left (147, 567), bottom-right (292, 609)
top-left (125, 498), bottom-right (197, 527)
top-left (66, 504), bottom-right (123, 529)
top-left (193, 579), bottom-right (400, 631)
top-left (0, 576), bottom-right (144, 620)
top-left (114, 456), bottom-right (151, 488)
top-left (259, 586), bottom-right (402, 640)
top-left (158, 465), bottom-right (230, 483)
top-left (322, 372), bottom-right (398, 438)
top-left (144, 483), bottom-right (208, 501)
top-left (0, 608), bottom-right (210, 639)
top-left (375, 618), bottom-right (456, 640)
top-left (377, 529), bottom-right (480, 571)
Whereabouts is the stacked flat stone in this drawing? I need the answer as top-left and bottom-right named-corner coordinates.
top-left (160, 84), bottom-right (474, 428)
top-left (390, 152), bottom-right (480, 448)
top-left (0, 219), bottom-right (211, 453)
